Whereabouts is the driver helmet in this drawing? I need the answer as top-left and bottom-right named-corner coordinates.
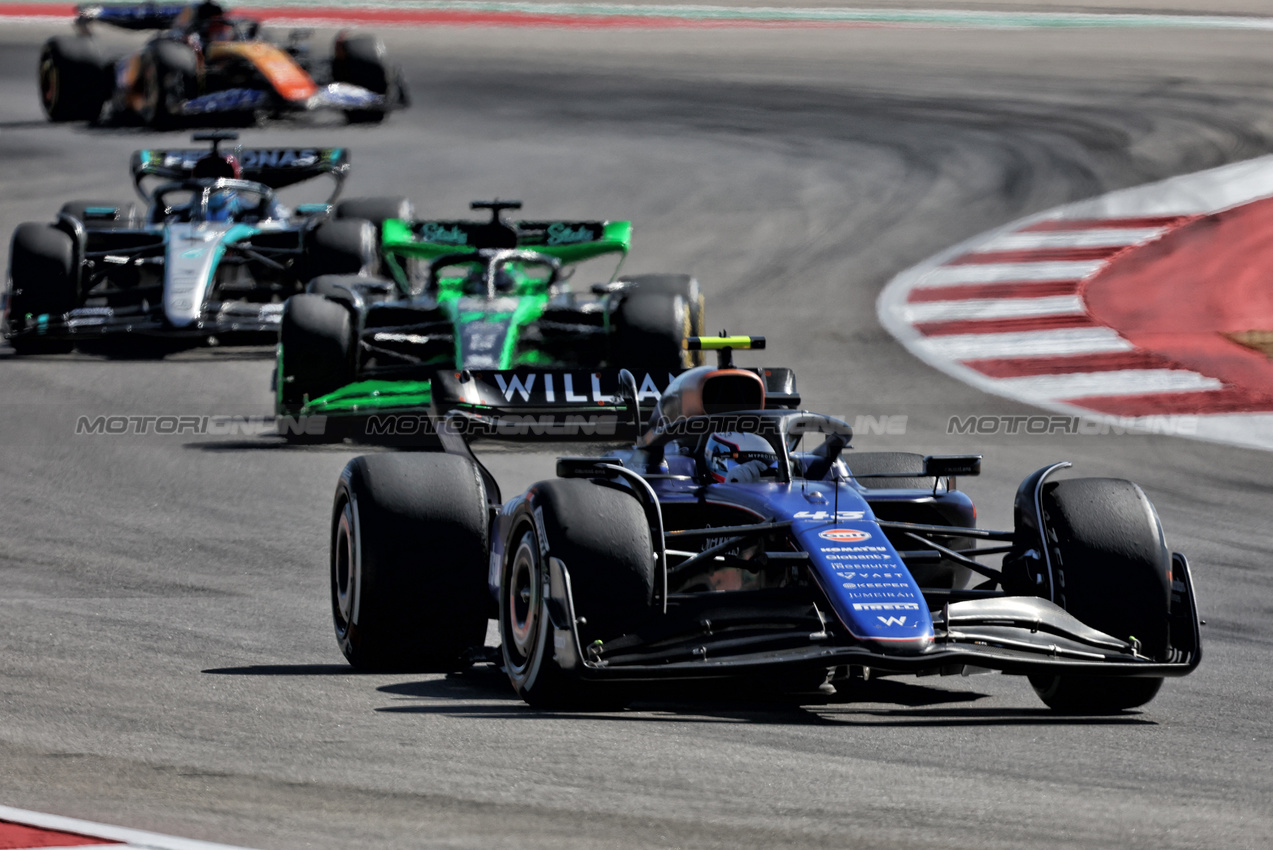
top-left (704, 432), bottom-right (778, 483)
top-left (463, 266), bottom-right (516, 295)
top-left (205, 189), bottom-right (239, 222)
top-left (204, 17), bottom-right (234, 42)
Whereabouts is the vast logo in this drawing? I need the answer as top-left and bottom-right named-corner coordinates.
top-left (818, 528), bottom-right (871, 543)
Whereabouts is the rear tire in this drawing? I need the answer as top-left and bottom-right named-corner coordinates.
top-left (39, 36), bottom-right (109, 122)
top-left (1027, 478), bottom-right (1172, 712)
top-left (335, 197), bottom-right (413, 229)
top-left (331, 33), bottom-right (394, 124)
top-left (138, 40), bottom-right (198, 129)
top-left (7, 223), bottom-right (76, 355)
top-left (332, 453), bottom-right (490, 671)
top-left (279, 293), bottom-right (353, 410)
top-left (334, 199), bottom-right (411, 276)
top-left (501, 479), bottom-right (654, 708)
top-left (308, 219), bottom-right (376, 278)
top-left (611, 292), bottom-right (690, 373)
top-left (619, 274), bottom-right (705, 364)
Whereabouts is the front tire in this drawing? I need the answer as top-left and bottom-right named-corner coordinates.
top-left (138, 40), bottom-right (198, 129)
top-left (619, 274), bottom-right (705, 364)
top-left (307, 219), bottom-right (376, 278)
top-left (1027, 478), bottom-right (1172, 712)
top-left (500, 479), bottom-right (654, 708)
top-left (7, 223), bottom-right (76, 355)
top-left (332, 453), bottom-right (490, 671)
top-left (611, 292), bottom-right (691, 372)
top-left (279, 293), bottom-right (353, 411)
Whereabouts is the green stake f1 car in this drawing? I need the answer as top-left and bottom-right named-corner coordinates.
top-left (276, 200), bottom-right (706, 439)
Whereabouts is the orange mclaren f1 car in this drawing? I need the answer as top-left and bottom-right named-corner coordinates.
top-left (39, 2), bottom-right (409, 127)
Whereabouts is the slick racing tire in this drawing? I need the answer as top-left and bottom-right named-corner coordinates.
top-left (59, 200), bottom-right (137, 228)
top-left (1027, 478), bottom-right (1172, 713)
top-left (331, 33), bottom-right (392, 124)
top-left (334, 197), bottom-right (413, 230)
top-left (39, 36), bottom-right (109, 122)
top-left (7, 223), bottom-right (76, 355)
top-left (279, 293), bottom-right (353, 411)
top-left (138, 40), bottom-right (198, 129)
top-left (619, 274), bottom-right (706, 364)
top-left (500, 479), bottom-right (654, 709)
top-left (332, 453), bottom-right (490, 671)
top-left (334, 198), bottom-right (413, 275)
top-left (308, 219), bottom-right (376, 278)
top-left (612, 292), bottom-right (691, 373)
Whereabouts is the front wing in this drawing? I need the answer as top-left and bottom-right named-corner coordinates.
top-left (542, 552), bottom-right (1203, 683)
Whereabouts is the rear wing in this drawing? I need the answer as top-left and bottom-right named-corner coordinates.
top-left (76, 3), bottom-right (188, 31)
top-left (130, 146), bottom-right (350, 199)
top-left (430, 363), bottom-right (799, 441)
top-left (381, 217), bottom-right (631, 267)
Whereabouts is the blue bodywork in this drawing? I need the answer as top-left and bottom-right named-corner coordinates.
top-left (484, 415), bottom-right (966, 653)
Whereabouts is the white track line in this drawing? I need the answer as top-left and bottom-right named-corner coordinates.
top-left (914, 327), bottom-right (1134, 360)
top-left (993, 369), bottom-right (1223, 401)
top-left (976, 228), bottom-right (1166, 251)
top-left (902, 294), bottom-right (1085, 323)
top-left (917, 260), bottom-right (1107, 288)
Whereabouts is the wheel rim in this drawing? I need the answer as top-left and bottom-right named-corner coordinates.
top-left (39, 56), bottom-right (58, 113)
top-left (503, 530), bottom-right (542, 672)
top-left (332, 497), bottom-right (358, 639)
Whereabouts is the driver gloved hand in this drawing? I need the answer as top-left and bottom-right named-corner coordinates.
top-left (725, 459), bottom-right (770, 483)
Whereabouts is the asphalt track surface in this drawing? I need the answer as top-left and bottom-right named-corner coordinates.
top-left (2, 10), bottom-right (1272, 849)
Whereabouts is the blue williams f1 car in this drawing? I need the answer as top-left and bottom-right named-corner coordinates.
top-left (326, 337), bottom-right (1202, 712)
top-left (4, 132), bottom-right (411, 355)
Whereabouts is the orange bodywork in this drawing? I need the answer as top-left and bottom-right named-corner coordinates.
top-left (207, 42), bottom-right (318, 102)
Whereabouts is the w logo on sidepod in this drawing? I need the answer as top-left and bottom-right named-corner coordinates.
top-left (818, 528), bottom-right (871, 543)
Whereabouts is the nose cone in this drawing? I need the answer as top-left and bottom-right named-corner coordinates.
top-left (164, 223), bottom-right (228, 328)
